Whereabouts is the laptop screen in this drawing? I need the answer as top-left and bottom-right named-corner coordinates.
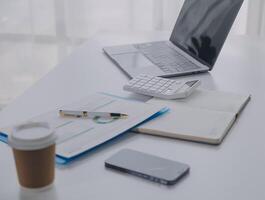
top-left (170, 0), bottom-right (244, 69)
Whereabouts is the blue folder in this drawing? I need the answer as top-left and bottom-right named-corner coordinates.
top-left (0, 107), bottom-right (168, 165)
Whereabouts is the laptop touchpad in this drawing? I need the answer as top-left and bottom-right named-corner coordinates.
top-left (111, 52), bottom-right (155, 69)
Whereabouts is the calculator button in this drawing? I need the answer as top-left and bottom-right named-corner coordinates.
top-left (164, 90), bottom-right (174, 95)
top-left (169, 83), bottom-right (182, 89)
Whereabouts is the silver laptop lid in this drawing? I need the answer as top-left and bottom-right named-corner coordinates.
top-left (170, 0), bottom-right (244, 70)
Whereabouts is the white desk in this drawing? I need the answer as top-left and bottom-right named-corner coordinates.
top-left (0, 32), bottom-right (265, 200)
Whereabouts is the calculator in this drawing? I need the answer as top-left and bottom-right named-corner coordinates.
top-left (123, 74), bottom-right (200, 99)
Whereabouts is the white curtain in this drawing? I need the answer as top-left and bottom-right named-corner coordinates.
top-left (152, 0), bottom-right (265, 37)
top-left (63, 0), bottom-right (262, 37)
top-left (1, 0), bottom-right (262, 38)
top-left (247, 0), bottom-right (265, 36)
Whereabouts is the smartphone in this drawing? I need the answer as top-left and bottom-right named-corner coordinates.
top-left (105, 149), bottom-right (190, 185)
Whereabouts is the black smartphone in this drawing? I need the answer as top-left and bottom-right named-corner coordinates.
top-left (105, 149), bottom-right (190, 185)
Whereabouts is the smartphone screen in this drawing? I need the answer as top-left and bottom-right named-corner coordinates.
top-left (105, 149), bottom-right (189, 185)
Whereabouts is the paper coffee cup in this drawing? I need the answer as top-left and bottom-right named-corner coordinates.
top-left (8, 122), bottom-right (56, 189)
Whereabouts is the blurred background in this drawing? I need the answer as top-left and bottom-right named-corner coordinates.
top-left (0, 0), bottom-right (264, 108)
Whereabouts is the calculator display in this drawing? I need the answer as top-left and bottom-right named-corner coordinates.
top-left (185, 80), bottom-right (199, 87)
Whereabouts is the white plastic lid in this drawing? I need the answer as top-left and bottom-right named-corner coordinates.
top-left (8, 122), bottom-right (56, 150)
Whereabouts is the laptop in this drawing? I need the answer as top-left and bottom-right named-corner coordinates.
top-left (103, 0), bottom-right (244, 78)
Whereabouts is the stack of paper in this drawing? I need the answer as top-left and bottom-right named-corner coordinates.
top-left (0, 93), bottom-right (166, 164)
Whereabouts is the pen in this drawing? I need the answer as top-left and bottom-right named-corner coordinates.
top-left (59, 110), bottom-right (128, 119)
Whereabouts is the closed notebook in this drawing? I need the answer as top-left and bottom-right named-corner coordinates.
top-left (135, 89), bottom-right (251, 144)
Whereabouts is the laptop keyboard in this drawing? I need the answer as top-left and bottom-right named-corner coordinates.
top-left (134, 42), bottom-right (200, 74)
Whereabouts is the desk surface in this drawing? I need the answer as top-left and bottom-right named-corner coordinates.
top-left (0, 32), bottom-right (265, 200)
